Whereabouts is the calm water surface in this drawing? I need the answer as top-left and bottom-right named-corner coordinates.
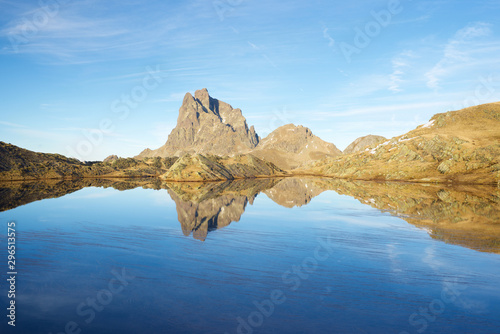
top-left (0, 178), bottom-right (499, 334)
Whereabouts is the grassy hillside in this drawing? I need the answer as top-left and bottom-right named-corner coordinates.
top-left (162, 153), bottom-right (287, 181)
top-left (0, 142), bottom-right (177, 181)
top-left (303, 102), bottom-right (500, 185)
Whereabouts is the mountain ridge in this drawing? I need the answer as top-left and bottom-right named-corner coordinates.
top-left (136, 88), bottom-right (342, 170)
top-left (1, 90), bottom-right (499, 185)
top-left (136, 88), bottom-right (259, 158)
top-left (303, 102), bottom-right (500, 185)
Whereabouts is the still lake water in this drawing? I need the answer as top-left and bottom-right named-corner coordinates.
top-left (1, 178), bottom-right (499, 334)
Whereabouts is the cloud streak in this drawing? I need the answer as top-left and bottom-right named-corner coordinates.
top-left (426, 22), bottom-right (493, 90)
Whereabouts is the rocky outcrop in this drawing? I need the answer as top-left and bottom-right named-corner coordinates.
top-left (135, 89), bottom-right (342, 171)
top-left (305, 102), bottom-right (500, 185)
top-left (343, 135), bottom-right (386, 155)
top-left (161, 153), bottom-right (286, 181)
top-left (103, 155), bottom-right (119, 163)
top-left (251, 124), bottom-right (342, 170)
top-left (136, 88), bottom-right (259, 158)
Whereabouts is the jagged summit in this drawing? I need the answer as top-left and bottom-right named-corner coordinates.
top-left (137, 88), bottom-right (259, 158)
top-left (136, 89), bottom-right (342, 169)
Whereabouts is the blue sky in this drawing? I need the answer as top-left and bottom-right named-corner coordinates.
top-left (1, 0), bottom-right (499, 160)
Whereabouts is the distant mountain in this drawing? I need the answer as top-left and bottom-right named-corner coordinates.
top-left (4, 89), bottom-right (498, 185)
top-left (306, 102), bottom-right (500, 185)
top-left (251, 124), bottom-right (342, 170)
top-left (136, 88), bottom-right (259, 158)
top-left (343, 135), bottom-right (386, 155)
top-left (135, 89), bottom-right (341, 170)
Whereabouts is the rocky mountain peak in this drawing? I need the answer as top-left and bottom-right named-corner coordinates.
top-left (251, 123), bottom-right (342, 170)
top-left (194, 88), bottom-right (211, 110)
top-left (135, 89), bottom-right (340, 169)
top-left (137, 89), bottom-right (259, 158)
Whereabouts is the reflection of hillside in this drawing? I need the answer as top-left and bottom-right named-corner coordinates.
top-left (264, 177), bottom-right (329, 208)
top-left (166, 179), bottom-right (279, 241)
top-left (326, 180), bottom-right (500, 253)
top-left (2, 177), bottom-right (499, 253)
top-left (0, 178), bottom-right (165, 212)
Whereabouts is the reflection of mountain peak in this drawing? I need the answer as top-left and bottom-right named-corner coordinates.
top-left (264, 178), bottom-right (327, 208)
top-left (165, 178), bottom-right (280, 241)
top-left (2, 178), bottom-right (499, 253)
top-left (169, 190), bottom-right (250, 241)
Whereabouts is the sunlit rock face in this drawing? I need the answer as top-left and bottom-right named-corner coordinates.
top-left (251, 124), bottom-right (342, 170)
top-left (136, 89), bottom-right (342, 170)
top-left (136, 88), bottom-right (259, 158)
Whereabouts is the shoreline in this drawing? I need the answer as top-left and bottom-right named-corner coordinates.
top-left (1, 172), bottom-right (498, 187)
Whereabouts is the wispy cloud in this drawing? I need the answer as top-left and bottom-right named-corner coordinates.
top-left (151, 92), bottom-right (188, 103)
top-left (318, 101), bottom-right (451, 117)
top-left (425, 22), bottom-right (493, 90)
top-left (392, 15), bottom-right (431, 25)
top-left (388, 50), bottom-right (418, 93)
top-left (0, 1), bottom-right (188, 63)
top-left (9, 127), bottom-right (65, 141)
top-left (0, 120), bottom-right (27, 128)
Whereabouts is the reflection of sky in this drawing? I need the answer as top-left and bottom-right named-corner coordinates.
top-left (0, 186), bottom-right (499, 333)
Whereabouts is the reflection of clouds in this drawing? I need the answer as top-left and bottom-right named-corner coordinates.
top-left (317, 214), bottom-right (395, 229)
top-left (422, 245), bottom-right (444, 271)
top-left (69, 192), bottom-right (114, 199)
top-left (386, 243), bottom-right (403, 274)
top-left (149, 189), bottom-right (175, 207)
top-left (17, 290), bottom-right (82, 313)
top-left (423, 245), bottom-right (474, 312)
